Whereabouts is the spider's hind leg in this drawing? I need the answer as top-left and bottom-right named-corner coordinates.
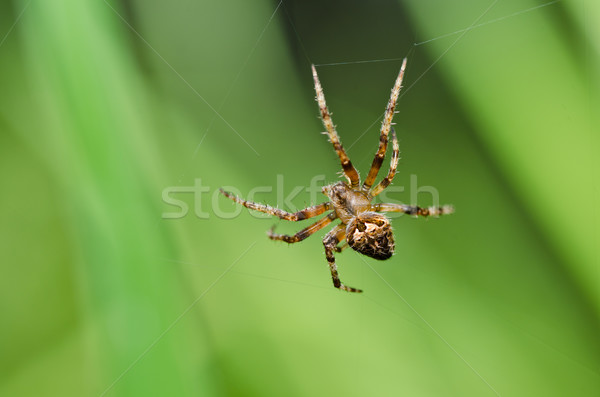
top-left (323, 225), bottom-right (362, 293)
top-left (268, 213), bottom-right (336, 243)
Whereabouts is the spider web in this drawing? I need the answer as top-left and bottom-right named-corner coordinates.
top-left (83, 0), bottom-right (575, 394)
top-left (160, 0), bottom-right (563, 391)
top-left (165, 0), bottom-right (563, 189)
top-left (185, 2), bottom-right (570, 396)
top-left (0, 1), bottom-right (589, 396)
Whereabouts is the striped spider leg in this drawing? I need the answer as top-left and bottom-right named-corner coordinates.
top-left (311, 64), bottom-right (361, 188)
top-left (220, 58), bottom-right (454, 293)
top-left (219, 188), bottom-right (338, 243)
top-left (363, 58), bottom-right (407, 191)
top-left (323, 225), bottom-right (362, 292)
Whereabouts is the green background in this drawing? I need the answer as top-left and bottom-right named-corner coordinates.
top-left (1, 0), bottom-right (598, 396)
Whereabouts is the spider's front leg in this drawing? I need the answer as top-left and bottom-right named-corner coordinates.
top-left (311, 65), bottom-right (361, 187)
top-left (363, 58), bottom-right (407, 190)
top-left (323, 225), bottom-right (362, 293)
top-left (219, 188), bottom-right (332, 221)
top-left (370, 128), bottom-right (400, 197)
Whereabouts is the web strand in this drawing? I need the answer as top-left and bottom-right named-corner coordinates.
top-left (345, 0), bottom-right (499, 150)
top-left (281, 0), bottom-right (312, 64)
top-left (315, 57), bottom-right (405, 67)
top-left (302, 0), bottom-right (561, 68)
top-left (415, 0), bottom-right (561, 46)
top-left (174, 0), bottom-right (283, 183)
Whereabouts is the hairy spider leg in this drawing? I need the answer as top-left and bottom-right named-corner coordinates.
top-left (370, 128), bottom-right (400, 197)
top-left (323, 225), bottom-right (362, 293)
top-left (219, 188), bottom-right (332, 221)
top-left (268, 212), bottom-right (337, 243)
top-left (311, 65), bottom-right (361, 188)
top-left (373, 203), bottom-right (455, 217)
top-left (363, 57), bottom-right (407, 190)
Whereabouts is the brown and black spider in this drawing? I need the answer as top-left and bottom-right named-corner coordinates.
top-left (220, 58), bottom-right (453, 293)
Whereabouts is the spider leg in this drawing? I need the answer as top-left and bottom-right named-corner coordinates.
top-left (268, 212), bottom-right (336, 243)
top-left (323, 225), bottom-right (362, 293)
top-left (220, 188), bottom-right (332, 221)
top-left (370, 128), bottom-right (399, 197)
top-left (373, 203), bottom-right (455, 217)
top-left (363, 58), bottom-right (407, 190)
top-left (311, 65), bottom-right (361, 187)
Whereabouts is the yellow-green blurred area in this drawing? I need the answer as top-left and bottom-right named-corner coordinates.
top-left (1, 0), bottom-right (598, 395)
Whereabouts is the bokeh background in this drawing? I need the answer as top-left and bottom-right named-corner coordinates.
top-left (1, 0), bottom-right (598, 396)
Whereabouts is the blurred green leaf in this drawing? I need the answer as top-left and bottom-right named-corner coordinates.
top-left (0, 0), bottom-right (597, 396)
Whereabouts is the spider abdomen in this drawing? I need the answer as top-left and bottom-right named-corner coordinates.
top-left (346, 212), bottom-right (395, 260)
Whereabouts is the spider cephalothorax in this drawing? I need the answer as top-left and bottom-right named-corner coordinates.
top-left (322, 183), bottom-right (393, 260)
top-left (220, 58), bottom-right (454, 293)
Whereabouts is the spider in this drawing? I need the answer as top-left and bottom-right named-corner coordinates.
top-left (220, 58), bottom-right (454, 293)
